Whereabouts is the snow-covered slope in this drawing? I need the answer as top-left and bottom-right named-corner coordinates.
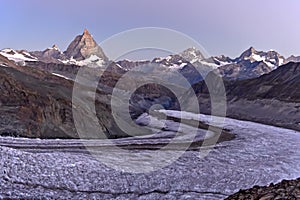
top-left (0, 48), bottom-right (38, 64)
top-left (0, 47), bottom-right (107, 68)
top-left (59, 54), bottom-right (105, 67)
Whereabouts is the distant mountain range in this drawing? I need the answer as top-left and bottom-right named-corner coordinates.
top-left (1, 29), bottom-right (300, 82)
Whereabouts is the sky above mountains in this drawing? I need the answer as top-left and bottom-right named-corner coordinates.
top-left (1, 0), bottom-right (300, 58)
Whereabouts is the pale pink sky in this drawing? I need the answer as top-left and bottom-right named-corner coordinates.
top-left (1, 0), bottom-right (300, 58)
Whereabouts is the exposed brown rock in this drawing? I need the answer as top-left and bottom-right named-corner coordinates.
top-left (225, 178), bottom-right (300, 200)
top-left (64, 29), bottom-right (108, 61)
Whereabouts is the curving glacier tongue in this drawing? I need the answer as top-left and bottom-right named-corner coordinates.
top-left (1, 111), bottom-right (300, 199)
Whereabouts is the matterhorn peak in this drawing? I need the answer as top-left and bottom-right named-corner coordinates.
top-left (64, 29), bottom-right (108, 61)
top-left (82, 29), bottom-right (92, 38)
top-left (83, 28), bottom-right (90, 35)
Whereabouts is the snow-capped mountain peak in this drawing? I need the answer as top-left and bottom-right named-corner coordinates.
top-left (179, 47), bottom-right (205, 63)
top-left (236, 47), bottom-right (285, 69)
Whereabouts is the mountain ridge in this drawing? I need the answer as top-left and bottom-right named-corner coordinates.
top-left (0, 29), bottom-right (300, 82)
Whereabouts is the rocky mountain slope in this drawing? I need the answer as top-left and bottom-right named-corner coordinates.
top-left (0, 54), bottom-right (127, 139)
top-left (187, 62), bottom-right (300, 131)
top-left (227, 62), bottom-right (300, 102)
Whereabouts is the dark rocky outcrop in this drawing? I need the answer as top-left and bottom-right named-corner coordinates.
top-left (226, 178), bottom-right (300, 200)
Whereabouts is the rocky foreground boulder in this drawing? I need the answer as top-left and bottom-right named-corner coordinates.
top-left (226, 178), bottom-right (300, 200)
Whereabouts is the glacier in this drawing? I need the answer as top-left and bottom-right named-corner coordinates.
top-left (1, 110), bottom-right (300, 199)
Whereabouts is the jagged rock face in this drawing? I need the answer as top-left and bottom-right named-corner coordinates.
top-left (237, 47), bottom-right (257, 60)
top-left (64, 29), bottom-right (108, 61)
top-left (207, 55), bottom-right (233, 65)
top-left (179, 47), bottom-right (205, 62)
top-left (236, 47), bottom-right (285, 67)
top-left (31, 45), bottom-right (66, 63)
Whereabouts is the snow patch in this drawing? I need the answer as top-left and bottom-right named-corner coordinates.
top-left (197, 60), bottom-right (219, 69)
top-left (58, 55), bottom-right (105, 67)
top-left (213, 58), bottom-right (231, 66)
top-left (251, 54), bottom-right (265, 62)
top-left (52, 73), bottom-right (71, 80)
top-left (278, 58), bottom-right (284, 66)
